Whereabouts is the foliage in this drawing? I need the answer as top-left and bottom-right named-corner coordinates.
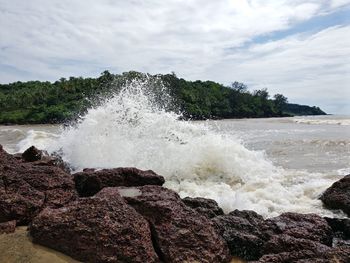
top-left (0, 71), bottom-right (326, 124)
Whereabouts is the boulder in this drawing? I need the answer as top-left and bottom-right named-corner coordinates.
top-left (30, 188), bottom-right (159, 263)
top-left (21, 146), bottom-right (46, 162)
top-left (324, 217), bottom-right (350, 240)
top-left (267, 212), bottom-right (333, 246)
top-left (21, 146), bottom-right (71, 172)
top-left (118, 185), bottom-right (230, 263)
top-left (182, 196), bottom-right (224, 218)
top-left (73, 167), bottom-right (165, 197)
top-left (0, 220), bottom-right (16, 234)
top-left (256, 246), bottom-right (350, 263)
top-left (0, 145), bottom-right (77, 224)
top-left (212, 210), bottom-right (277, 261)
top-left (320, 175), bottom-right (350, 216)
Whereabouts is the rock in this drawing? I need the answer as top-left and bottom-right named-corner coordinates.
top-left (22, 146), bottom-right (45, 162)
top-left (182, 196), bottom-right (224, 218)
top-left (212, 210), bottom-right (277, 261)
top-left (267, 212), bottom-right (333, 246)
top-left (0, 145), bottom-right (77, 224)
top-left (0, 220), bottom-right (16, 234)
top-left (73, 167), bottom-right (165, 197)
top-left (30, 188), bottom-right (159, 263)
top-left (320, 175), bottom-right (350, 216)
top-left (21, 146), bottom-right (71, 172)
top-left (118, 185), bottom-right (230, 263)
top-left (256, 246), bottom-right (350, 263)
top-left (324, 217), bottom-right (350, 240)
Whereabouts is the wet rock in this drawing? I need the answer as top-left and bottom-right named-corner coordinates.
top-left (320, 174), bottom-right (350, 216)
top-left (182, 196), bottom-right (224, 218)
top-left (118, 185), bottom-right (230, 263)
top-left (256, 246), bottom-right (350, 263)
top-left (30, 188), bottom-right (159, 263)
top-left (0, 145), bottom-right (77, 224)
top-left (73, 167), bottom-right (165, 197)
top-left (267, 212), bottom-right (333, 246)
top-left (212, 210), bottom-right (277, 261)
top-left (324, 217), bottom-right (350, 240)
top-left (22, 146), bottom-right (45, 162)
top-left (0, 220), bottom-right (16, 234)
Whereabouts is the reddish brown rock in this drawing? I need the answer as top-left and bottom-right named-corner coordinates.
top-left (118, 185), bottom-right (230, 263)
top-left (182, 196), bottom-right (224, 218)
top-left (30, 188), bottom-right (159, 263)
top-left (212, 210), bottom-right (277, 261)
top-left (0, 145), bottom-right (77, 224)
top-left (320, 174), bottom-right (350, 216)
top-left (73, 167), bottom-right (165, 197)
top-left (0, 220), bottom-right (16, 234)
top-left (267, 212), bottom-right (333, 246)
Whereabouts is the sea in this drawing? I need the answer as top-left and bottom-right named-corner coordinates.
top-left (0, 83), bottom-right (349, 219)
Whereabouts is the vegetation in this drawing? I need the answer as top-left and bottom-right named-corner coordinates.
top-left (0, 71), bottom-right (326, 124)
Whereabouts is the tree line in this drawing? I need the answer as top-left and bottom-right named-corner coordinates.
top-left (0, 71), bottom-right (326, 124)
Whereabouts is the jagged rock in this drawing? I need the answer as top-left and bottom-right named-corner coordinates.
top-left (324, 217), bottom-right (350, 240)
top-left (118, 185), bottom-right (230, 263)
top-left (30, 188), bottom-right (159, 263)
top-left (73, 167), bottom-right (165, 197)
top-left (267, 212), bottom-right (333, 246)
top-left (212, 210), bottom-right (277, 261)
top-left (320, 175), bottom-right (350, 216)
top-left (0, 220), bottom-right (16, 234)
top-left (21, 146), bottom-right (45, 162)
top-left (182, 196), bottom-right (224, 218)
top-left (256, 246), bottom-right (350, 263)
top-left (0, 145), bottom-right (77, 224)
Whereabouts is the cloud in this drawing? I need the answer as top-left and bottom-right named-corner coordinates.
top-left (0, 0), bottom-right (349, 112)
top-left (205, 26), bottom-right (350, 114)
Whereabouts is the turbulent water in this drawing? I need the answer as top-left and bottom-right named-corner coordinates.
top-left (1, 82), bottom-right (349, 218)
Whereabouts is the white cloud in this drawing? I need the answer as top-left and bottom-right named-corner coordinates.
top-left (0, 0), bottom-right (349, 112)
top-left (206, 26), bottom-right (350, 113)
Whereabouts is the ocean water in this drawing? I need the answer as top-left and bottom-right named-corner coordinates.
top-left (0, 82), bottom-right (349, 218)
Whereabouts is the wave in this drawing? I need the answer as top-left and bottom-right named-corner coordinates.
top-left (12, 80), bottom-right (341, 217)
top-left (293, 117), bottom-right (350, 126)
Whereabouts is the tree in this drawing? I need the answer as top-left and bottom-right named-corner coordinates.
top-left (273, 94), bottom-right (288, 114)
top-left (231, 82), bottom-right (247, 93)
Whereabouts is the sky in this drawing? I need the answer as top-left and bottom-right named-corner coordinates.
top-left (0, 0), bottom-right (349, 114)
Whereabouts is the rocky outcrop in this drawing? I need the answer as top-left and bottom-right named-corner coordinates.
top-left (73, 167), bottom-right (165, 197)
top-left (0, 220), bottom-right (16, 234)
top-left (324, 217), bottom-right (350, 240)
top-left (182, 196), bottom-right (224, 218)
top-left (320, 174), bottom-right (350, 216)
top-left (30, 188), bottom-right (159, 263)
top-left (267, 212), bottom-right (333, 246)
top-left (118, 185), bottom-right (230, 263)
top-left (21, 146), bottom-right (46, 162)
top-left (0, 145), bottom-right (77, 224)
top-left (212, 210), bottom-right (277, 261)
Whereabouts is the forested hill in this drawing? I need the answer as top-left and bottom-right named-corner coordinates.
top-left (0, 71), bottom-right (326, 124)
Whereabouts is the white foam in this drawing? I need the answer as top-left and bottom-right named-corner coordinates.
top-left (293, 117), bottom-right (350, 126)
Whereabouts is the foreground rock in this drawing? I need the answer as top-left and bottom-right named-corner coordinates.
top-left (182, 197), bottom-right (224, 218)
top-left (320, 174), bottom-right (350, 216)
top-left (73, 167), bottom-right (165, 197)
top-left (0, 145), bottom-right (77, 224)
top-left (30, 189), bottom-right (158, 263)
top-left (212, 210), bottom-right (277, 261)
top-left (118, 185), bottom-right (230, 263)
top-left (21, 146), bottom-right (71, 172)
top-left (0, 220), bottom-right (16, 234)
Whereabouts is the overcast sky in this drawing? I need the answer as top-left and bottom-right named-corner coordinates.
top-left (0, 0), bottom-right (349, 113)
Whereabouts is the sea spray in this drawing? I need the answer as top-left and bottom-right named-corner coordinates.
top-left (28, 80), bottom-right (341, 217)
